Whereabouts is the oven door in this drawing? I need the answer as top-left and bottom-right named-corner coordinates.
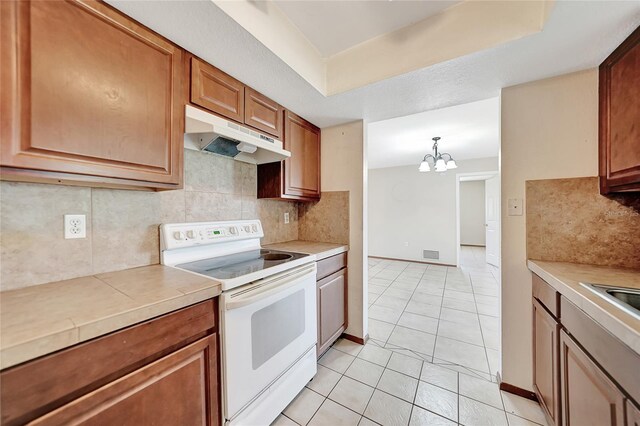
top-left (221, 262), bottom-right (317, 421)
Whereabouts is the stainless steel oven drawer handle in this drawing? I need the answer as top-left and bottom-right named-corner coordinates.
top-left (225, 265), bottom-right (316, 310)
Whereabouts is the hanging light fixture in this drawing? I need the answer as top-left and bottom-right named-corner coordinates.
top-left (418, 137), bottom-right (457, 173)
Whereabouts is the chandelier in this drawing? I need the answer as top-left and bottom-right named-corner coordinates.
top-left (418, 137), bottom-right (457, 172)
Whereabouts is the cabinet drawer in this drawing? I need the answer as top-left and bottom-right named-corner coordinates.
top-left (190, 57), bottom-right (244, 122)
top-left (0, 299), bottom-right (217, 426)
top-left (533, 273), bottom-right (560, 318)
top-left (317, 252), bottom-right (347, 280)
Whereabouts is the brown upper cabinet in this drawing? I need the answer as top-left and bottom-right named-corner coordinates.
top-left (189, 57), bottom-right (283, 140)
top-left (245, 87), bottom-right (284, 139)
top-left (190, 56), bottom-right (245, 124)
top-left (0, 0), bottom-right (184, 190)
top-left (599, 26), bottom-right (640, 194)
top-left (257, 111), bottom-right (321, 201)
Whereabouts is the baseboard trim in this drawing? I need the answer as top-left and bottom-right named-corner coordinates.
top-left (499, 382), bottom-right (538, 402)
top-left (342, 333), bottom-right (368, 345)
top-left (369, 255), bottom-right (456, 267)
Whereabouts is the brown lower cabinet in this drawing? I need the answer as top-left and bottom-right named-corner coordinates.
top-left (532, 273), bottom-right (640, 426)
top-left (0, 300), bottom-right (220, 426)
top-left (559, 330), bottom-right (625, 426)
top-left (533, 298), bottom-right (560, 426)
top-left (316, 253), bottom-right (348, 357)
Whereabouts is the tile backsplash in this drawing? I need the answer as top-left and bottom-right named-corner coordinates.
top-left (0, 150), bottom-right (298, 291)
top-left (526, 176), bottom-right (640, 269)
top-left (299, 191), bottom-right (350, 245)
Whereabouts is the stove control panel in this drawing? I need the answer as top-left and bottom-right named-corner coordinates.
top-left (160, 220), bottom-right (264, 250)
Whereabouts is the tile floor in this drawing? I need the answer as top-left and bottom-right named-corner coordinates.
top-left (275, 247), bottom-right (547, 426)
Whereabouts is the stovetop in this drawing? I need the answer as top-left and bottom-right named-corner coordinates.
top-left (176, 249), bottom-right (308, 280)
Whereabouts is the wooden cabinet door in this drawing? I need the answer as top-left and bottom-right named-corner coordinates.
top-left (599, 26), bottom-right (640, 194)
top-left (245, 87), bottom-right (283, 139)
top-left (533, 299), bottom-right (560, 426)
top-left (0, 0), bottom-right (183, 189)
top-left (30, 335), bottom-right (219, 426)
top-left (560, 330), bottom-right (625, 426)
top-left (191, 57), bottom-right (244, 123)
top-left (284, 111), bottom-right (321, 200)
top-left (317, 268), bottom-right (347, 357)
top-left (628, 401), bottom-right (640, 426)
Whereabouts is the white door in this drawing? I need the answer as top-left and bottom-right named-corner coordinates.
top-left (485, 175), bottom-right (500, 267)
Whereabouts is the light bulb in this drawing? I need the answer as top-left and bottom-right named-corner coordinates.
top-left (446, 159), bottom-right (457, 169)
top-left (418, 161), bottom-right (430, 172)
top-left (435, 157), bottom-right (447, 172)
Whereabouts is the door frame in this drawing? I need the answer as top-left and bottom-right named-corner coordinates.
top-left (455, 171), bottom-right (500, 267)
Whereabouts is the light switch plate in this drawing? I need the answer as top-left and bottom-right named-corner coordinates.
top-left (508, 198), bottom-right (523, 216)
top-left (284, 212), bottom-right (290, 224)
top-left (64, 214), bottom-right (87, 239)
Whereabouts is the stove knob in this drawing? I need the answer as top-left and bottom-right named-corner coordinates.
top-left (173, 231), bottom-right (185, 241)
top-left (244, 225), bottom-right (251, 233)
top-left (229, 227), bottom-right (237, 235)
top-left (186, 230), bottom-right (196, 239)
top-left (251, 224), bottom-right (258, 232)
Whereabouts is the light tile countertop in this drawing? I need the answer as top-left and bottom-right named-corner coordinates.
top-left (528, 260), bottom-right (640, 355)
top-left (0, 265), bottom-right (221, 370)
top-left (264, 240), bottom-right (348, 260)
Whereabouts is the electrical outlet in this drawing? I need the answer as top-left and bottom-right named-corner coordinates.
top-left (284, 212), bottom-right (290, 224)
top-left (64, 214), bottom-right (86, 239)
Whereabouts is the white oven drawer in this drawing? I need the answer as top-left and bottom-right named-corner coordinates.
top-left (221, 263), bottom-right (317, 421)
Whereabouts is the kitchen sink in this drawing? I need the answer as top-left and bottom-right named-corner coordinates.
top-left (581, 283), bottom-right (640, 320)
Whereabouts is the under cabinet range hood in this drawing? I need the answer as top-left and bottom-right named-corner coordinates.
top-left (184, 105), bottom-right (290, 164)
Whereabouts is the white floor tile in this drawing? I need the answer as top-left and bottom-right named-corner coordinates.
top-left (376, 369), bottom-right (419, 402)
top-left (369, 304), bottom-right (402, 323)
top-left (283, 388), bottom-right (324, 425)
top-left (433, 336), bottom-right (489, 373)
top-left (386, 352), bottom-right (423, 378)
top-left (368, 318), bottom-right (395, 341)
top-left (271, 414), bottom-right (298, 426)
top-left (437, 319), bottom-right (484, 346)
top-left (459, 373), bottom-right (503, 409)
top-left (364, 390), bottom-right (413, 426)
top-left (507, 412), bottom-right (548, 426)
top-left (309, 398), bottom-right (362, 426)
top-left (307, 364), bottom-right (342, 396)
top-left (357, 343), bottom-right (393, 366)
top-left (387, 326), bottom-right (436, 356)
top-left (345, 357), bottom-right (385, 387)
top-left (334, 338), bottom-right (364, 356)
top-left (319, 348), bottom-right (356, 373)
top-left (414, 381), bottom-right (458, 422)
top-left (397, 312), bottom-right (439, 334)
top-left (405, 300), bottom-right (442, 319)
top-left (501, 391), bottom-right (548, 425)
top-left (409, 406), bottom-right (457, 426)
top-left (459, 395), bottom-right (508, 426)
top-left (420, 362), bottom-right (459, 393)
top-left (329, 376), bottom-right (375, 414)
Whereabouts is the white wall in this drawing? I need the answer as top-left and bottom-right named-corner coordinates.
top-left (368, 157), bottom-right (498, 266)
top-left (460, 180), bottom-right (486, 246)
top-left (501, 69), bottom-right (598, 391)
top-left (321, 121), bottom-right (368, 340)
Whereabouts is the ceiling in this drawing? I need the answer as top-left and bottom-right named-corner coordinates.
top-left (107, 1), bottom-right (640, 129)
top-left (368, 97), bottom-right (500, 170)
top-left (272, 1), bottom-right (460, 57)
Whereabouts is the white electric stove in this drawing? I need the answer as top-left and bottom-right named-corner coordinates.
top-left (160, 220), bottom-right (317, 426)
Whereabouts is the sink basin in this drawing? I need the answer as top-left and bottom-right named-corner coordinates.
top-left (581, 283), bottom-right (640, 320)
top-left (261, 253), bottom-right (293, 261)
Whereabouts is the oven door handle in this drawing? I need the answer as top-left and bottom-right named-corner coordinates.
top-left (225, 264), bottom-right (316, 310)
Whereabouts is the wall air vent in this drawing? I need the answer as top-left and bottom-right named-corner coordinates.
top-left (423, 250), bottom-right (439, 260)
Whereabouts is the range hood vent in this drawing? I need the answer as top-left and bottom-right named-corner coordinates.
top-left (184, 105), bottom-right (290, 164)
